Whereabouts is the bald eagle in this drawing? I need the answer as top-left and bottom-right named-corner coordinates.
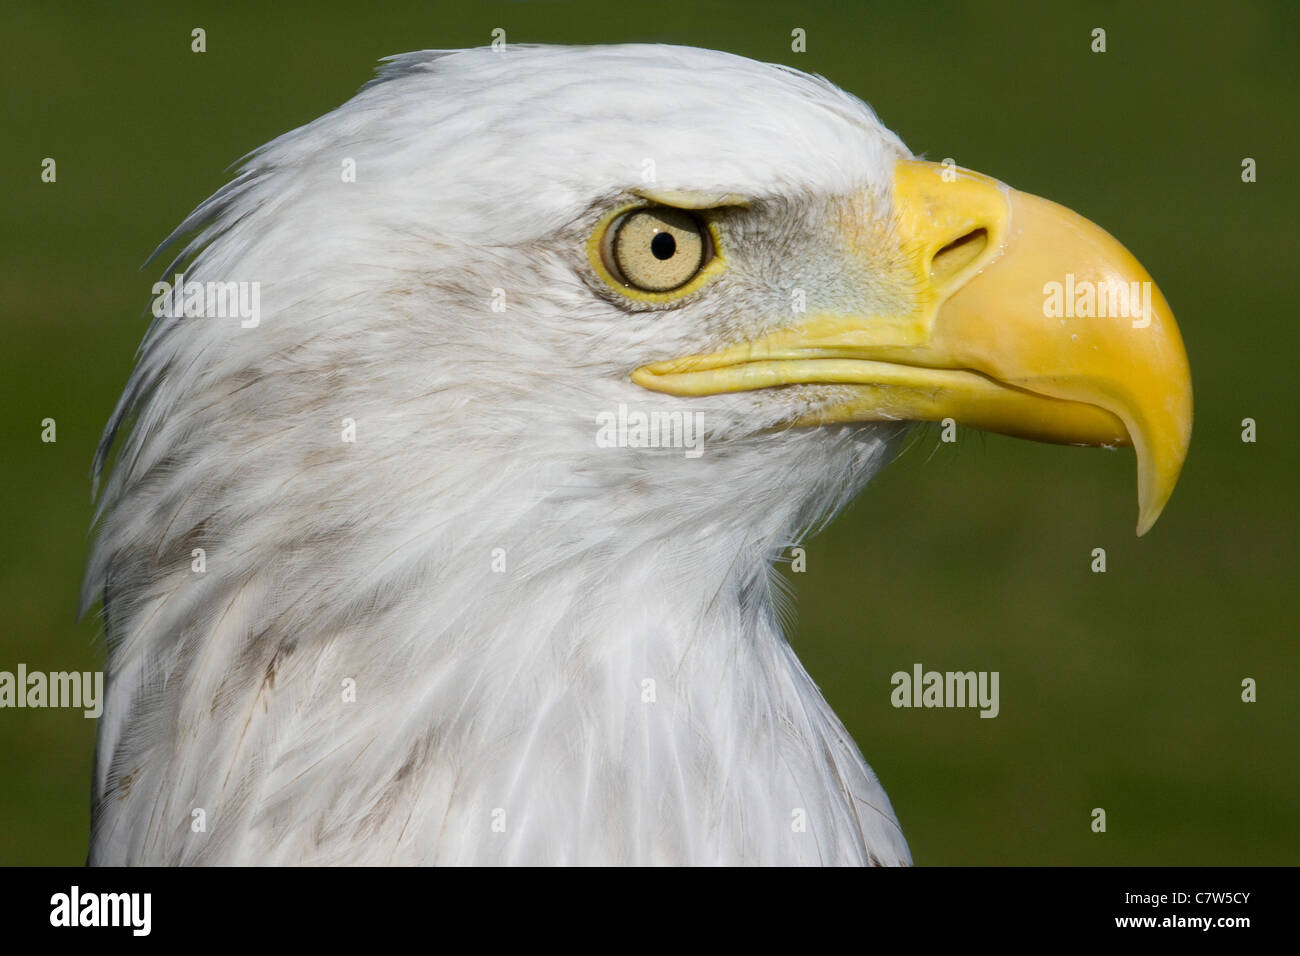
top-left (84, 44), bottom-right (1191, 866)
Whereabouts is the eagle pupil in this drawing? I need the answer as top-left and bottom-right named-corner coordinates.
top-left (651, 232), bottom-right (676, 260)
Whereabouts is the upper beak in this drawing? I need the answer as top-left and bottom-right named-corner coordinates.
top-left (632, 159), bottom-right (1193, 535)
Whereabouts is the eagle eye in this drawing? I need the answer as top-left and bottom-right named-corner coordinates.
top-left (598, 206), bottom-right (714, 295)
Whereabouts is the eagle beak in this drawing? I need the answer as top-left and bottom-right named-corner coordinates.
top-left (632, 159), bottom-right (1193, 535)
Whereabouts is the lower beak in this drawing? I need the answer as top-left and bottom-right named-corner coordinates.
top-left (632, 159), bottom-right (1193, 535)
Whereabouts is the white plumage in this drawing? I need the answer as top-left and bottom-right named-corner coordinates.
top-left (86, 43), bottom-right (1191, 866)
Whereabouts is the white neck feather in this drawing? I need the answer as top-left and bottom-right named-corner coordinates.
top-left (89, 420), bottom-right (910, 864)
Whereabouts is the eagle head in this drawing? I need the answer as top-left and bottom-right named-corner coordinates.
top-left (85, 45), bottom-right (1191, 866)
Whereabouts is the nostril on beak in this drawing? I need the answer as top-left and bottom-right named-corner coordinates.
top-left (930, 228), bottom-right (988, 285)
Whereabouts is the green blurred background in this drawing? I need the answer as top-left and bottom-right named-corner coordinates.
top-left (2, 0), bottom-right (1296, 865)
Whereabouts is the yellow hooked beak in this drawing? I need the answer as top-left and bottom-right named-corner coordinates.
top-left (632, 159), bottom-right (1193, 535)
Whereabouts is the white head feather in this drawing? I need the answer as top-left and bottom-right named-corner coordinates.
top-left (86, 44), bottom-right (915, 865)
